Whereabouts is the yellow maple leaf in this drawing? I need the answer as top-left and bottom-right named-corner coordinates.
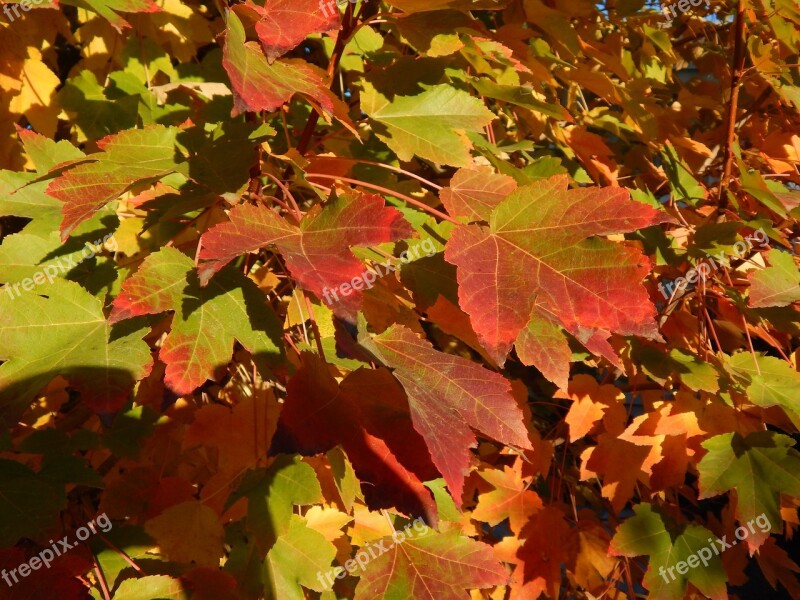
top-left (9, 49), bottom-right (60, 137)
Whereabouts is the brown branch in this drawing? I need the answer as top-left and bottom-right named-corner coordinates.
top-left (718, 0), bottom-right (747, 210)
top-left (296, 3), bottom-right (357, 155)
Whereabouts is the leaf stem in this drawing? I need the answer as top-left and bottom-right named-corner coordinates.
top-left (340, 158), bottom-right (444, 190)
top-left (262, 171), bottom-right (303, 222)
top-left (90, 549), bottom-right (111, 600)
top-left (97, 532), bottom-right (145, 575)
top-left (304, 294), bottom-right (327, 360)
top-left (306, 173), bottom-right (460, 224)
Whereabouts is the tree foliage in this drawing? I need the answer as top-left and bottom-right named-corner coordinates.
top-left (1, 0), bottom-right (800, 598)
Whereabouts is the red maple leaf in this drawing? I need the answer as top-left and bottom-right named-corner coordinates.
top-left (444, 174), bottom-right (671, 386)
top-left (198, 193), bottom-right (414, 319)
top-left (363, 324), bottom-right (533, 504)
top-left (248, 0), bottom-right (341, 62)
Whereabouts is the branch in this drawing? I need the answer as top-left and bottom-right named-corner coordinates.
top-left (296, 3), bottom-right (358, 155)
top-left (717, 0), bottom-right (747, 209)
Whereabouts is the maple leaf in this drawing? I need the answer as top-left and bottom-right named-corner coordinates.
top-left (45, 125), bottom-right (182, 239)
top-left (113, 575), bottom-right (188, 600)
top-left (184, 391), bottom-right (280, 512)
top-left (272, 353), bottom-right (440, 524)
top-left (439, 167), bottom-right (517, 223)
top-left (560, 375), bottom-right (625, 442)
top-left (109, 247), bottom-right (283, 395)
top-left (514, 506), bottom-right (575, 599)
top-left (250, 0), bottom-right (341, 62)
top-left (225, 455), bottom-right (323, 550)
top-left (360, 324), bottom-right (532, 504)
top-left (304, 505), bottom-right (352, 542)
top-left (748, 250), bottom-right (800, 308)
top-left (4, 0), bottom-right (800, 596)
top-left (0, 279), bottom-right (153, 420)
top-left (145, 501), bottom-right (225, 567)
top-left (755, 538), bottom-right (800, 598)
top-left (8, 52), bottom-right (60, 139)
top-left (198, 193), bottom-right (414, 319)
top-left (59, 0), bottom-right (159, 31)
top-left (572, 512), bottom-right (616, 593)
top-left (579, 432), bottom-right (650, 513)
top-left (16, 127), bottom-right (85, 173)
top-left (223, 11), bottom-right (350, 122)
top-left (616, 409), bottom-right (696, 492)
top-left (725, 352), bottom-right (800, 427)
top-left (472, 465), bottom-right (542, 534)
top-left (610, 503), bottom-right (727, 600)
top-left (361, 82), bottom-right (495, 167)
top-left (0, 460), bottom-right (66, 545)
top-left (266, 514), bottom-right (337, 600)
top-left (0, 546), bottom-right (91, 599)
top-left (444, 174), bottom-right (670, 383)
top-left (698, 431), bottom-right (800, 550)
top-left (353, 529), bottom-right (508, 599)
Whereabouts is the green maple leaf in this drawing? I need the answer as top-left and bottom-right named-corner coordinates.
top-left (265, 515), bottom-right (337, 600)
top-left (17, 128), bottom-right (85, 173)
top-left (470, 78), bottom-right (571, 120)
top-left (610, 503), bottom-right (726, 600)
top-left (725, 352), bottom-right (800, 427)
top-left (0, 134), bottom-right (120, 294)
top-left (109, 247), bottom-right (283, 395)
top-left (59, 0), bottom-right (160, 32)
top-left (0, 460), bottom-right (66, 546)
top-left (58, 70), bottom-right (139, 140)
top-left (0, 279), bottom-right (153, 422)
top-left (225, 455), bottom-right (323, 550)
top-left (748, 250), bottom-right (800, 308)
top-left (698, 431), bottom-right (800, 548)
top-left (113, 575), bottom-right (188, 600)
top-left (0, 169), bottom-right (68, 239)
top-left (361, 82), bottom-right (494, 167)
